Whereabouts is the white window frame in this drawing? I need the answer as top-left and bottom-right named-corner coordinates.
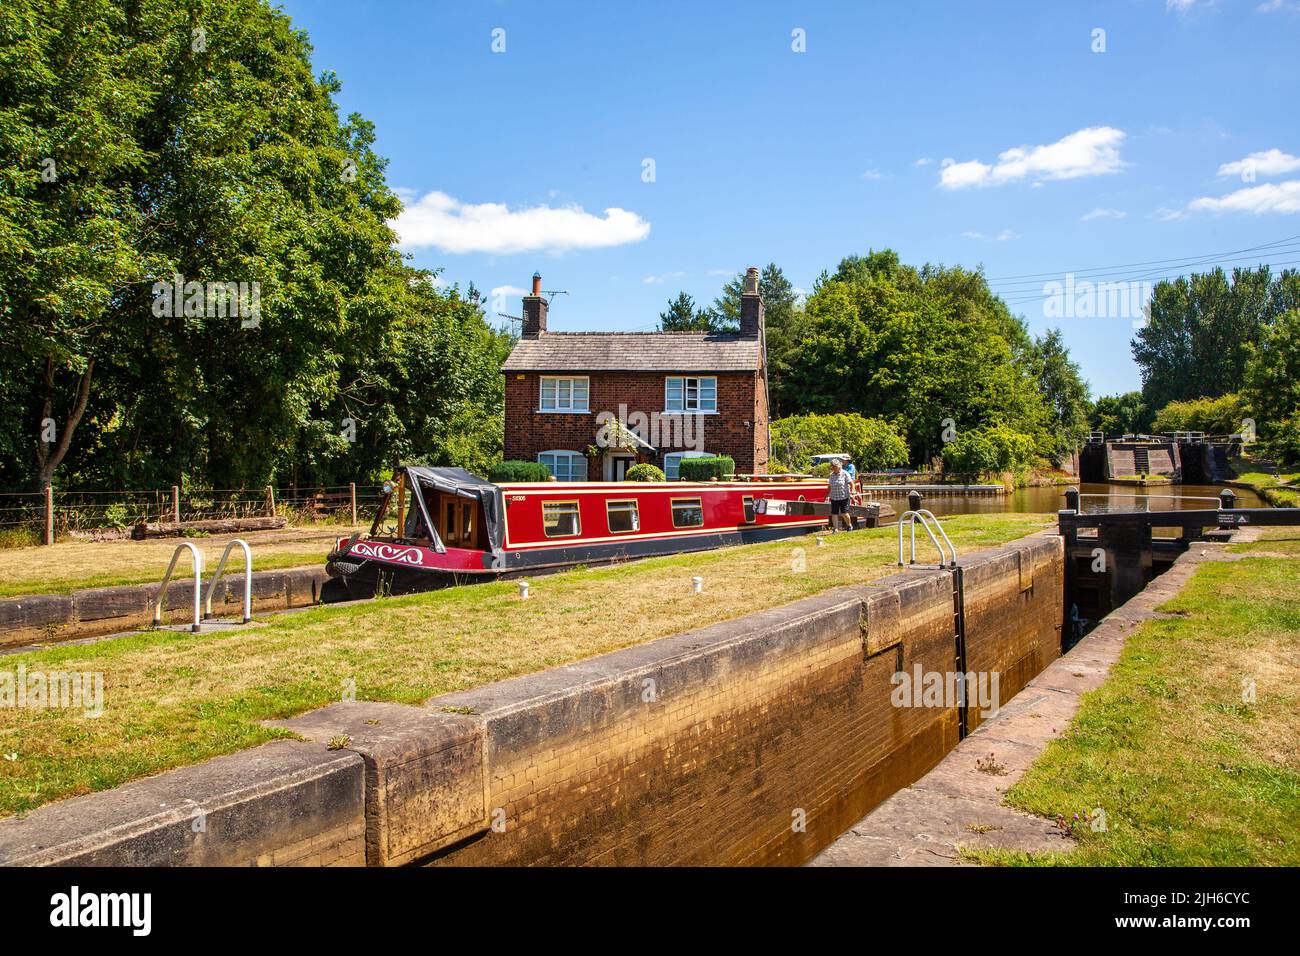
top-left (538, 450), bottom-right (587, 483)
top-left (539, 375), bottom-right (590, 413)
top-left (664, 376), bottom-right (717, 413)
top-left (663, 450), bottom-right (711, 481)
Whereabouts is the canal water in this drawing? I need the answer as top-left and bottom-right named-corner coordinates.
top-left (908, 482), bottom-right (1266, 516)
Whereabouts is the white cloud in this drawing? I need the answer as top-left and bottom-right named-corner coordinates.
top-left (642, 271), bottom-right (687, 285)
top-left (705, 269), bottom-right (734, 277)
top-left (1167, 0), bottom-right (1202, 12)
top-left (1154, 206), bottom-right (1190, 222)
top-left (861, 168), bottom-right (886, 180)
top-left (1189, 180), bottom-right (1300, 214)
top-left (962, 228), bottom-right (1020, 241)
top-left (1081, 207), bottom-right (1128, 221)
top-left (914, 157), bottom-right (933, 167)
top-left (489, 284), bottom-right (529, 299)
top-left (1216, 148), bottom-right (1300, 179)
top-left (939, 126), bottom-right (1127, 190)
top-left (391, 190), bottom-right (651, 254)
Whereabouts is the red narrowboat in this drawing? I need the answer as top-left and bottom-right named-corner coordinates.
top-left (324, 465), bottom-right (835, 598)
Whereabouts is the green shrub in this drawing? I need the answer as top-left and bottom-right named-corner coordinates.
top-left (770, 413), bottom-right (909, 472)
top-left (1152, 394), bottom-right (1245, 435)
top-left (941, 431), bottom-right (999, 478)
top-left (941, 425), bottom-right (1037, 478)
top-left (677, 455), bottom-right (734, 481)
top-left (624, 463), bottom-right (665, 481)
top-left (103, 503), bottom-right (129, 530)
top-left (488, 460), bottom-right (553, 482)
top-left (1262, 415), bottom-right (1300, 469)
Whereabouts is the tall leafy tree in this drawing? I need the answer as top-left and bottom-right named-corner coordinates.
top-left (1032, 329), bottom-right (1092, 461)
top-left (1131, 266), bottom-right (1300, 410)
top-left (657, 291), bottom-right (715, 331)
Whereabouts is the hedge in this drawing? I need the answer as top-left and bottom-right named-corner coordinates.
top-left (677, 455), bottom-right (734, 481)
top-left (488, 460), bottom-right (553, 482)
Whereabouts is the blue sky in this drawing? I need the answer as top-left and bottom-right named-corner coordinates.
top-left (278, 0), bottom-right (1300, 397)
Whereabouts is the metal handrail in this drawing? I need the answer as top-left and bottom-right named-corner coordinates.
top-left (203, 538), bottom-right (252, 624)
top-left (897, 510), bottom-right (957, 568)
top-left (153, 542), bottom-right (204, 632)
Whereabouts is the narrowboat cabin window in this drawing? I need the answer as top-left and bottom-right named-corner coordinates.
top-left (542, 501), bottom-right (581, 537)
top-left (606, 499), bottom-right (640, 534)
top-left (671, 497), bottom-right (705, 528)
top-left (538, 450), bottom-right (586, 482)
top-left (539, 376), bottom-right (589, 412)
top-left (665, 376), bottom-right (717, 413)
top-left (743, 495), bottom-right (756, 524)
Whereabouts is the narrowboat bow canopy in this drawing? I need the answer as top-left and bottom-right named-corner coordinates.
top-left (395, 465), bottom-right (505, 554)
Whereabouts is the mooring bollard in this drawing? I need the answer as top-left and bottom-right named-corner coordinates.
top-left (518, 580), bottom-right (530, 600)
top-left (908, 490), bottom-right (922, 514)
top-left (1064, 487), bottom-right (1080, 512)
top-left (1219, 488), bottom-right (1236, 510)
top-left (816, 535), bottom-right (825, 547)
top-left (692, 576), bottom-right (703, 594)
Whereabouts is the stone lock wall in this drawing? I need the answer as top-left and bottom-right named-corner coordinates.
top-left (0, 534), bottom-right (1063, 867)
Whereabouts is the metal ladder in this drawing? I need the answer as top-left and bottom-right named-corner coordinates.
top-left (153, 539), bottom-right (253, 632)
top-left (896, 510), bottom-right (970, 737)
top-left (897, 509), bottom-right (958, 568)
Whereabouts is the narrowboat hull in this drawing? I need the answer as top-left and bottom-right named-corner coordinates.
top-left (322, 467), bottom-right (875, 601)
top-left (323, 518), bottom-right (825, 600)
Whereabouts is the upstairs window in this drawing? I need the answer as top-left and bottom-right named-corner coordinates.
top-left (540, 376), bottom-right (589, 412)
top-left (665, 376), bottom-right (717, 413)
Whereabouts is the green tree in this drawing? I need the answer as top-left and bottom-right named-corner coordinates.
top-left (658, 291), bottom-right (716, 332)
top-left (1032, 329), bottom-right (1092, 462)
top-left (1151, 394), bottom-right (1245, 436)
top-left (1132, 266), bottom-right (1300, 411)
top-left (777, 252), bottom-right (1054, 464)
top-left (770, 413), bottom-right (909, 472)
top-left (1242, 309), bottom-right (1300, 465)
top-left (1090, 391), bottom-right (1152, 435)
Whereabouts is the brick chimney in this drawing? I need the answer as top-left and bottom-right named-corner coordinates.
top-left (522, 271), bottom-right (547, 337)
top-left (739, 266), bottom-right (764, 338)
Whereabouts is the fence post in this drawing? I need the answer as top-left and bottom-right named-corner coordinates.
top-left (350, 482), bottom-right (357, 525)
top-left (267, 485), bottom-right (276, 518)
top-left (43, 484), bottom-right (54, 546)
top-left (171, 485), bottom-right (180, 524)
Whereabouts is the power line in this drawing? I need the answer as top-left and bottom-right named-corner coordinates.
top-left (984, 233), bottom-right (1300, 283)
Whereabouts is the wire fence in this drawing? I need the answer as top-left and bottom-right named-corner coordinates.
top-left (0, 483), bottom-right (387, 541)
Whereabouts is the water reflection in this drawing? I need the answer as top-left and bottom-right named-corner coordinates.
top-left (909, 482), bottom-right (1266, 516)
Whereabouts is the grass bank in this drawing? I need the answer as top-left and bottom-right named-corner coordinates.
top-left (966, 528), bottom-right (1300, 866)
top-left (0, 526), bottom-right (363, 598)
top-left (0, 513), bottom-right (1048, 818)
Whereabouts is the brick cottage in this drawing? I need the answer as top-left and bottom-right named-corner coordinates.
top-left (502, 268), bottom-right (771, 481)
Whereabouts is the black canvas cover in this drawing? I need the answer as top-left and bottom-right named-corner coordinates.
top-left (405, 465), bottom-right (505, 554)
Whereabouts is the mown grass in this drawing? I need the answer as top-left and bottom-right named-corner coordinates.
top-left (0, 527), bottom-right (363, 598)
top-left (1230, 459), bottom-right (1299, 508)
top-left (0, 513), bottom-right (1048, 817)
top-left (966, 550), bottom-right (1300, 867)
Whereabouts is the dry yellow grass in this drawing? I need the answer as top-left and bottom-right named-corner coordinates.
top-left (0, 526), bottom-right (365, 598)
top-left (0, 513), bottom-right (1050, 816)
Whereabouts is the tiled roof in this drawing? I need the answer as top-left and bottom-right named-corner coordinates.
top-left (502, 332), bottom-right (761, 372)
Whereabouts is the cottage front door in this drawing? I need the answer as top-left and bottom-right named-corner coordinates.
top-left (605, 453), bottom-right (636, 481)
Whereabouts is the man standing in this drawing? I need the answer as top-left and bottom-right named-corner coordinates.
top-left (827, 457), bottom-right (853, 532)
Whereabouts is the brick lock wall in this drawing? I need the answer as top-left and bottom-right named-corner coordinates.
top-left (427, 535), bottom-right (1063, 867)
top-left (504, 370), bottom-right (767, 477)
